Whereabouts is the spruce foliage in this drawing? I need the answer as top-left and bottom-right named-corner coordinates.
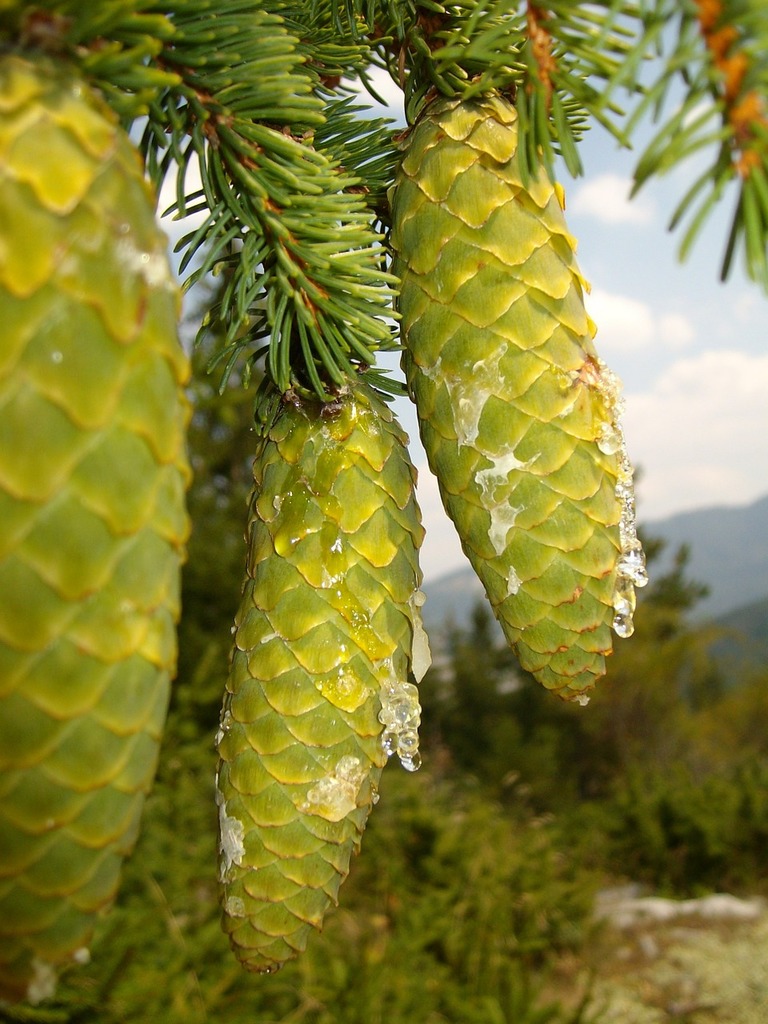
top-left (3, 0), bottom-right (767, 401)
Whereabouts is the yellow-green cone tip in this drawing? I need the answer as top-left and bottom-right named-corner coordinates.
top-left (389, 93), bottom-right (647, 702)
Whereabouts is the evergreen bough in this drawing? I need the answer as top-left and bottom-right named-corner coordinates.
top-left (0, 0), bottom-right (766, 1000)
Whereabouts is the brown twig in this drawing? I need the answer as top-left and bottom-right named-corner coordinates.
top-left (526, 2), bottom-right (556, 107)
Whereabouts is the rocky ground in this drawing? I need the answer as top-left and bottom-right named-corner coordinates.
top-left (569, 889), bottom-right (768, 1023)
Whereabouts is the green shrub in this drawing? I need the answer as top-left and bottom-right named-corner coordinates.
top-left (567, 760), bottom-right (768, 896)
top-left (0, 729), bottom-right (600, 1024)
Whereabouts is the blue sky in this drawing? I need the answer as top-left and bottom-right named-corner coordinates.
top-left (159, 73), bottom-right (768, 585)
top-left (351, 73), bottom-right (768, 582)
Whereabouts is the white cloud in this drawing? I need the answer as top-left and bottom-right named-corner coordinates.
top-left (624, 350), bottom-right (768, 520)
top-left (658, 312), bottom-right (696, 349)
top-left (589, 289), bottom-right (655, 349)
top-left (588, 288), bottom-right (695, 353)
top-left (731, 288), bottom-right (765, 327)
top-left (570, 172), bottom-right (657, 225)
top-left (410, 351), bottom-right (768, 581)
top-left (344, 67), bottom-right (405, 123)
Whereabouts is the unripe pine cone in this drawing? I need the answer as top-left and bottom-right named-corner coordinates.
top-left (0, 55), bottom-right (191, 1003)
top-left (216, 382), bottom-right (430, 974)
top-left (390, 94), bottom-right (647, 701)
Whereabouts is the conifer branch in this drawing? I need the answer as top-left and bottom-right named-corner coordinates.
top-left (632, 0), bottom-right (768, 289)
top-left (3, 0), bottom-right (400, 400)
top-left (142, 2), bottom-right (398, 398)
top-left (323, 0), bottom-right (658, 180)
top-left (6, 0), bottom-right (768, 380)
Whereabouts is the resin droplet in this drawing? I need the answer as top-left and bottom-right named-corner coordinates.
top-left (444, 343), bottom-right (508, 448)
top-left (381, 729), bottom-right (398, 757)
top-left (617, 543), bottom-right (649, 588)
top-left (612, 611), bottom-right (635, 639)
top-left (507, 565), bottom-right (522, 596)
top-left (597, 422), bottom-right (622, 455)
top-left (215, 707), bottom-right (233, 748)
top-left (225, 895), bottom-right (246, 918)
top-left (474, 447), bottom-right (536, 558)
top-left (408, 589), bottom-right (432, 683)
top-left (315, 664), bottom-right (370, 712)
top-left (590, 360), bottom-right (648, 640)
top-left (378, 666), bottom-right (422, 771)
top-left (27, 958), bottom-right (58, 1006)
top-left (610, 435), bottom-right (646, 639)
top-left (217, 796), bottom-right (246, 883)
top-left (300, 755), bottom-right (367, 822)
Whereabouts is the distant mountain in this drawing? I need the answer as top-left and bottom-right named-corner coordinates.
top-left (710, 596), bottom-right (768, 672)
top-left (420, 564), bottom-right (487, 637)
top-left (421, 494), bottom-right (768, 640)
top-left (643, 494), bottom-right (768, 620)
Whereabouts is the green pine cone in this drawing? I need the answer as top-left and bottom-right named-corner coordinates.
top-left (390, 94), bottom-right (647, 701)
top-left (216, 382), bottom-right (429, 974)
top-left (0, 54), bottom-right (190, 1003)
